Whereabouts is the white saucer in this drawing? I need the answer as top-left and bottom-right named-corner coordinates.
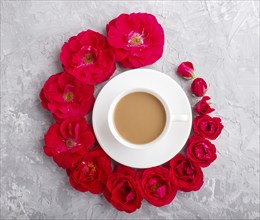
top-left (92, 69), bottom-right (192, 168)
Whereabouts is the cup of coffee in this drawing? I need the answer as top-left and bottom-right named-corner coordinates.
top-left (108, 88), bottom-right (188, 149)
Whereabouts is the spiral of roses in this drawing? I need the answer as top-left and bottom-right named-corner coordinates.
top-left (39, 12), bottom-right (224, 213)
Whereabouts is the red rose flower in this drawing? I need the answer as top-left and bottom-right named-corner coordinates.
top-left (60, 30), bottom-right (116, 85)
top-left (190, 78), bottom-right (207, 97)
top-left (104, 165), bottom-right (142, 213)
top-left (67, 147), bottom-right (112, 194)
top-left (44, 118), bottom-right (95, 169)
top-left (193, 115), bottom-right (224, 140)
top-left (186, 135), bottom-right (217, 167)
top-left (137, 166), bottom-right (176, 207)
top-left (194, 96), bottom-right (215, 115)
top-left (169, 154), bottom-right (203, 192)
top-left (39, 72), bottom-right (94, 121)
top-left (106, 13), bottom-right (164, 68)
top-left (177, 61), bottom-right (196, 80)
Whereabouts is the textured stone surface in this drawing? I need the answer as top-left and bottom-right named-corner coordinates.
top-left (1, 1), bottom-right (259, 219)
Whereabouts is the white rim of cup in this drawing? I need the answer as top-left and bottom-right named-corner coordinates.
top-left (107, 88), bottom-right (172, 150)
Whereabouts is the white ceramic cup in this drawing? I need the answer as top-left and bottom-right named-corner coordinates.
top-left (107, 88), bottom-right (188, 150)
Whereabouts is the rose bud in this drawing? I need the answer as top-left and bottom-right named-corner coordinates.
top-left (194, 96), bottom-right (215, 115)
top-left (177, 61), bottom-right (196, 80)
top-left (190, 78), bottom-right (207, 97)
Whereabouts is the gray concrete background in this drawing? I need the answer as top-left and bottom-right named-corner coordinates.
top-left (1, 1), bottom-right (259, 219)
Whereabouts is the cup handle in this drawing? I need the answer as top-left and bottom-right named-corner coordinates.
top-left (171, 114), bottom-right (189, 121)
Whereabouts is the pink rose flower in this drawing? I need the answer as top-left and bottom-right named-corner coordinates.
top-left (60, 30), bottom-right (116, 85)
top-left (194, 96), bottom-right (215, 115)
top-left (177, 61), bottom-right (196, 79)
top-left (104, 165), bottom-right (142, 213)
top-left (106, 13), bottom-right (164, 68)
top-left (169, 154), bottom-right (204, 192)
top-left (190, 78), bottom-right (207, 97)
top-left (137, 166), bottom-right (177, 207)
top-left (186, 135), bottom-right (217, 167)
top-left (44, 118), bottom-right (95, 169)
top-left (39, 72), bottom-right (94, 121)
top-left (193, 115), bottom-right (224, 140)
top-left (67, 147), bottom-right (112, 194)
